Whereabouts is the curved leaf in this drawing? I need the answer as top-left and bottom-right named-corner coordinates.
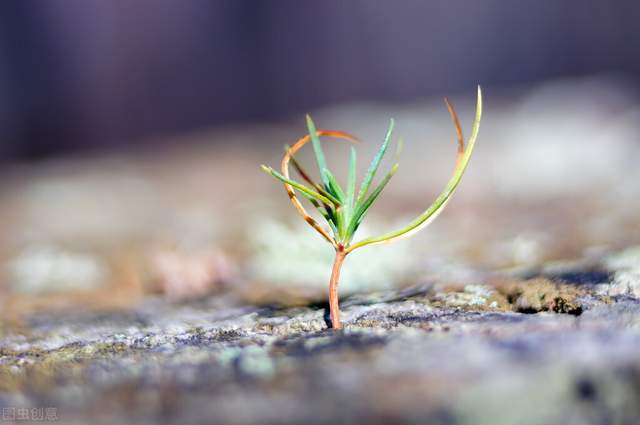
top-left (346, 86), bottom-right (482, 252)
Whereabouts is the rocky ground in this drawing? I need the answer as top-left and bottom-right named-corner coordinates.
top-left (1, 251), bottom-right (640, 425)
top-left (1, 78), bottom-right (640, 424)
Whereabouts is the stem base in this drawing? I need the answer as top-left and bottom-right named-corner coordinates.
top-left (329, 249), bottom-right (346, 330)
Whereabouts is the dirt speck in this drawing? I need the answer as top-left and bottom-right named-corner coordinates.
top-left (499, 278), bottom-right (584, 315)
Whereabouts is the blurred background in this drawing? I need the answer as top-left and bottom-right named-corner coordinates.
top-left (1, 0), bottom-right (640, 319)
top-left (1, 0), bottom-right (639, 159)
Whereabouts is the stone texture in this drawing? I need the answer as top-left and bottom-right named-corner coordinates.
top-left (1, 271), bottom-right (640, 425)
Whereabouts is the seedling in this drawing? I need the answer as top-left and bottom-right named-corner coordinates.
top-left (261, 87), bottom-right (482, 329)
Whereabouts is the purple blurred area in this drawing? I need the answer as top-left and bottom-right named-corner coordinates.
top-left (0, 0), bottom-right (639, 160)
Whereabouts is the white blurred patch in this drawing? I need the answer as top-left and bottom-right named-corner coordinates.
top-left (7, 244), bottom-right (108, 293)
top-left (246, 217), bottom-right (418, 294)
top-left (597, 245), bottom-right (640, 298)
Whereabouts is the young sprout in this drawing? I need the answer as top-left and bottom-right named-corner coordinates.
top-left (261, 87), bottom-right (482, 329)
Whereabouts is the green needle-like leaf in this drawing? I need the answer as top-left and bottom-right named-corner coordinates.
top-left (335, 207), bottom-right (346, 240)
top-left (324, 205), bottom-right (338, 228)
top-left (261, 165), bottom-right (341, 206)
top-left (346, 163), bottom-right (399, 238)
top-left (306, 115), bottom-right (330, 188)
top-left (304, 194), bottom-right (337, 230)
top-left (322, 168), bottom-right (346, 203)
top-left (347, 86), bottom-right (482, 251)
top-left (355, 118), bottom-right (395, 207)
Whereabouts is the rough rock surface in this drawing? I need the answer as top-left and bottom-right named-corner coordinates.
top-left (2, 270), bottom-right (640, 425)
